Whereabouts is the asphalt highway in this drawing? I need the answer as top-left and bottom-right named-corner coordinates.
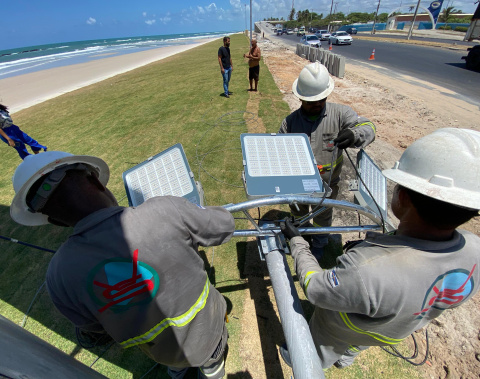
top-left (266, 31), bottom-right (480, 108)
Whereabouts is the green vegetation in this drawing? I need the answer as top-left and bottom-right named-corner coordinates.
top-left (268, 10), bottom-right (390, 29)
top-left (0, 33), bottom-right (426, 378)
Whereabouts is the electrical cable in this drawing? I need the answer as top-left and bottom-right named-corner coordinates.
top-left (139, 363), bottom-right (159, 379)
top-left (89, 341), bottom-right (116, 368)
top-left (344, 148), bottom-right (386, 233)
top-left (21, 281), bottom-right (47, 328)
top-left (295, 146), bottom-right (337, 227)
top-left (195, 111), bottom-right (258, 189)
top-left (381, 328), bottom-right (429, 366)
top-left (0, 234), bottom-right (56, 254)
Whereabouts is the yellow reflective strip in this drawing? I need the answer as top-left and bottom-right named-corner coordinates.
top-left (356, 121), bottom-right (376, 134)
top-left (303, 271), bottom-right (319, 298)
top-left (339, 312), bottom-right (403, 345)
top-left (348, 345), bottom-right (359, 352)
top-left (318, 155), bottom-right (343, 169)
top-left (120, 278), bottom-right (210, 348)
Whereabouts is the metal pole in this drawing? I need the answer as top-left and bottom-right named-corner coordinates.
top-left (250, 0), bottom-right (253, 44)
top-left (259, 222), bottom-right (324, 378)
top-left (232, 224), bottom-right (382, 237)
top-left (328, 0), bottom-right (334, 31)
top-left (372, 0), bottom-right (381, 34)
top-left (407, 0), bottom-right (421, 40)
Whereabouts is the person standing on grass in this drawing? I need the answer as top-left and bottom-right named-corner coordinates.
top-left (279, 128), bottom-right (480, 370)
top-left (243, 39), bottom-right (261, 92)
top-left (0, 104), bottom-right (47, 160)
top-left (10, 151), bottom-right (234, 379)
top-left (218, 36), bottom-right (233, 98)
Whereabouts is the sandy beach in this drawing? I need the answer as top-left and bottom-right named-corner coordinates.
top-left (0, 38), bottom-right (219, 113)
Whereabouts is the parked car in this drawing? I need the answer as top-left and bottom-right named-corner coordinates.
top-left (286, 29), bottom-right (294, 35)
top-left (346, 27), bottom-right (358, 35)
top-left (329, 31), bottom-right (353, 45)
top-left (300, 34), bottom-right (321, 48)
top-left (297, 27), bottom-right (305, 36)
top-left (315, 30), bottom-right (331, 41)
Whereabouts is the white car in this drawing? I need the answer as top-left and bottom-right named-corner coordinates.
top-left (329, 31), bottom-right (353, 45)
top-left (315, 30), bottom-right (331, 41)
top-left (300, 34), bottom-right (321, 48)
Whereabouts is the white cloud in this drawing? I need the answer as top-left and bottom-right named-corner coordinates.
top-left (198, 6), bottom-right (205, 14)
top-left (143, 12), bottom-right (147, 17)
top-left (86, 17), bottom-right (96, 25)
top-left (159, 13), bottom-right (172, 24)
top-left (145, 19), bottom-right (156, 25)
top-left (207, 3), bottom-right (217, 11)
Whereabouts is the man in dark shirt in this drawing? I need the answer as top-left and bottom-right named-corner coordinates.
top-left (218, 36), bottom-right (233, 98)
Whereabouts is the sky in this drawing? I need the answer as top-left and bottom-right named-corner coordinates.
top-left (2, 0), bottom-right (478, 50)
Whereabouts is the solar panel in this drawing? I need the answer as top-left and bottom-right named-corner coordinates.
top-left (353, 149), bottom-right (388, 222)
top-left (241, 133), bottom-right (324, 199)
top-left (123, 144), bottom-right (201, 207)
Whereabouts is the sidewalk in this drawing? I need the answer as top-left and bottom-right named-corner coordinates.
top-left (370, 29), bottom-right (468, 41)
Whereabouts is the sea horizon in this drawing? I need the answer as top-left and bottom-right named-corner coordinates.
top-left (0, 30), bottom-right (238, 80)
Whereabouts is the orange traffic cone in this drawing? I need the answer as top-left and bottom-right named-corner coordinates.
top-left (369, 49), bottom-right (375, 60)
top-left (329, 42), bottom-right (332, 51)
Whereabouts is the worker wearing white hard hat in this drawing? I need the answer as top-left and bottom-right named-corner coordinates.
top-left (279, 61), bottom-right (376, 260)
top-left (10, 151), bottom-right (234, 379)
top-left (279, 128), bottom-right (480, 369)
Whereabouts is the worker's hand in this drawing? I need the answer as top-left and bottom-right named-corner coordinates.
top-left (221, 68), bottom-right (225, 74)
top-left (280, 218), bottom-right (301, 240)
top-left (334, 129), bottom-right (355, 149)
top-left (7, 139), bottom-right (15, 147)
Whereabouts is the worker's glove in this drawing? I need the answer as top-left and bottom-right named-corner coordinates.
top-left (334, 129), bottom-right (355, 149)
top-left (280, 218), bottom-right (301, 240)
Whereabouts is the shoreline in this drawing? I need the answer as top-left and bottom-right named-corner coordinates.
top-left (0, 37), bottom-right (220, 113)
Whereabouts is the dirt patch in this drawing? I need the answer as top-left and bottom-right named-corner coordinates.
top-left (241, 35), bottom-right (480, 379)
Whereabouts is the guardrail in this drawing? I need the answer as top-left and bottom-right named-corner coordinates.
top-left (296, 44), bottom-right (345, 78)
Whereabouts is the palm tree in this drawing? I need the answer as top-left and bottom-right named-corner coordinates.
top-left (440, 6), bottom-right (458, 29)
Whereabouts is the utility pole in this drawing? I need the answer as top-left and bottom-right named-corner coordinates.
top-left (372, 0), bottom-right (381, 34)
top-left (329, 0), bottom-right (334, 31)
top-left (407, 0), bottom-right (421, 40)
top-left (250, 0), bottom-right (253, 45)
top-left (244, 4), bottom-right (247, 32)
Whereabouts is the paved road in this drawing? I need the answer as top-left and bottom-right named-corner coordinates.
top-left (261, 29), bottom-right (480, 108)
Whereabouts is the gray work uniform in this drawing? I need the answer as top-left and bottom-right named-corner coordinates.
top-left (289, 230), bottom-right (480, 368)
top-left (278, 103), bottom-right (376, 235)
top-left (46, 196), bottom-right (235, 370)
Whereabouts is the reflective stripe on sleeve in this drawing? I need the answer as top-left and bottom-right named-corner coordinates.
top-left (303, 271), bottom-right (319, 299)
top-left (355, 121), bottom-right (376, 134)
top-left (339, 312), bottom-right (403, 345)
top-left (317, 155), bottom-right (343, 172)
top-left (120, 278), bottom-right (210, 349)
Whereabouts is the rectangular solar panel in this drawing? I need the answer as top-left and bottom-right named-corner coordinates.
top-left (354, 149), bottom-right (388, 221)
top-left (123, 144), bottom-right (201, 207)
top-left (241, 133), bottom-right (324, 199)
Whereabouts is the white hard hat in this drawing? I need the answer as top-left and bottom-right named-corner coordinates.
top-left (11, 151), bottom-right (109, 226)
top-left (383, 128), bottom-right (480, 209)
top-left (292, 61), bottom-right (334, 101)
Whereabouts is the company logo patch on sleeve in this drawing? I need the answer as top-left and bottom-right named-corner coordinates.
top-left (327, 270), bottom-right (340, 288)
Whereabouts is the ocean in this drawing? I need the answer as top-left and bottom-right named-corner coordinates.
top-left (0, 31), bottom-right (235, 80)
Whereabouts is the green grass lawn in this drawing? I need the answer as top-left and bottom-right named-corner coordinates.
top-left (0, 34), bottom-right (424, 378)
